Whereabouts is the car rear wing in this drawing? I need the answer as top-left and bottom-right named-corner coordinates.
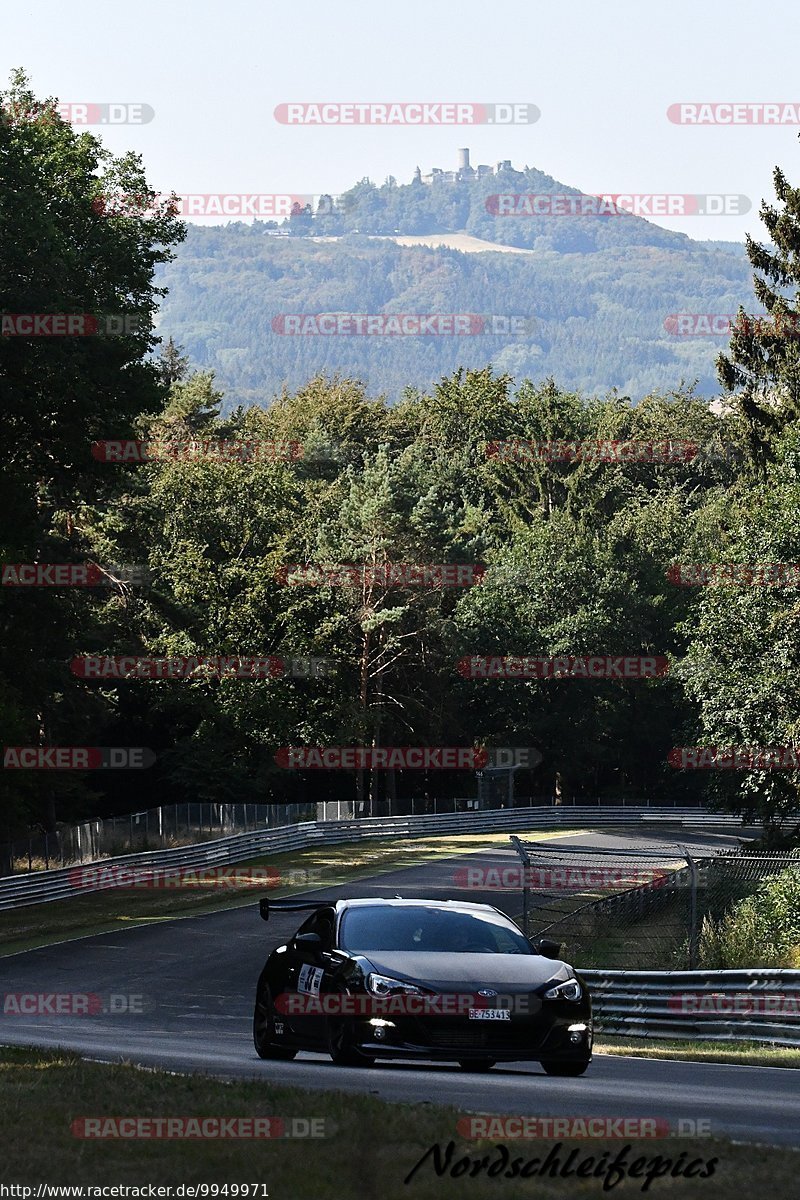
top-left (259, 897), bottom-right (340, 922)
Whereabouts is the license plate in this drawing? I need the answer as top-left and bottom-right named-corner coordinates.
top-left (468, 1008), bottom-right (511, 1021)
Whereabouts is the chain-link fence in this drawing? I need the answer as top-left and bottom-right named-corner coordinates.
top-left (511, 836), bottom-right (800, 969)
top-left (0, 802), bottom-right (320, 876)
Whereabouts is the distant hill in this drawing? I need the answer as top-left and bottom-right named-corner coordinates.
top-left (155, 165), bottom-right (757, 406)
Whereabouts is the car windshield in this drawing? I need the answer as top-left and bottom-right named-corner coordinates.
top-left (339, 905), bottom-right (532, 954)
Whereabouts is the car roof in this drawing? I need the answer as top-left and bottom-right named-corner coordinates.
top-left (260, 896), bottom-right (519, 924)
top-left (330, 898), bottom-right (507, 916)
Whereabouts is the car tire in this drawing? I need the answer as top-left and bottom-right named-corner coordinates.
top-left (541, 1058), bottom-right (590, 1076)
top-left (459, 1059), bottom-right (495, 1072)
top-left (326, 1014), bottom-right (375, 1067)
top-left (253, 984), bottom-right (296, 1060)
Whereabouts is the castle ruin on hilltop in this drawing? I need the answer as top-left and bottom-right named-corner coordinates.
top-left (413, 148), bottom-right (513, 185)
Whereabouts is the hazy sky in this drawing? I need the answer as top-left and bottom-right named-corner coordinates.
top-left (4, 0), bottom-right (799, 241)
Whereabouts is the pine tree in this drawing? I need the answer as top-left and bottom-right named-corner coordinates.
top-left (157, 336), bottom-right (190, 387)
top-left (717, 161), bottom-right (800, 468)
top-left (158, 336), bottom-right (191, 386)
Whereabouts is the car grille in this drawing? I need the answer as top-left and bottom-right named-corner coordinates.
top-left (424, 1025), bottom-right (542, 1051)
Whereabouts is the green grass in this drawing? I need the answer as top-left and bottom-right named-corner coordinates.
top-left (0, 830), bottom-right (584, 957)
top-left (595, 1035), bottom-right (800, 1068)
top-left (528, 888), bottom-right (691, 970)
top-left (570, 897), bottom-right (691, 970)
top-left (0, 1045), bottom-right (795, 1195)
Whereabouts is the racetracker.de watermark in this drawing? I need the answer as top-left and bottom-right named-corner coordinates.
top-left (2, 992), bottom-right (146, 1016)
top-left (70, 655), bottom-right (337, 679)
top-left (456, 1116), bottom-right (711, 1139)
top-left (667, 563), bottom-right (800, 586)
top-left (1, 313), bottom-right (146, 337)
top-left (273, 102), bottom-right (539, 125)
top-left (453, 865), bottom-right (670, 890)
top-left (271, 314), bottom-right (535, 336)
top-left (90, 439), bottom-right (341, 463)
top-left (276, 563), bottom-right (485, 587)
top-left (1, 102), bottom-right (155, 125)
top-left (68, 865), bottom-right (322, 891)
top-left (274, 746), bottom-right (541, 769)
top-left (456, 656), bottom-right (669, 680)
top-left (3, 747), bottom-right (155, 769)
top-left (274, 992), bottom-right (543, 1017)
top-left (93, 192), bottom-right (313, 218)
top-left (667, 102), bottom-right (800, 125)
top-left (2, 563), bottom-right (149, 587)
top-left (669, 992), bottom-right (800, 1014)
top-left (71, 1117), bottom-right (325, 1139)
top-left (487, 440), bottom-right (707, 464)
top-left (664, 313), bottom-right (800, 337)
top-left (669, 746), bottom-right (800, 770)
top-left (486, 194), bottom-right (749, 217)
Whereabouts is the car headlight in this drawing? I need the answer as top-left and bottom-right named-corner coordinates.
top-left (543, 978), bottom-right (582, 1001)
top-left (366, 973), bottom-right (425, 998)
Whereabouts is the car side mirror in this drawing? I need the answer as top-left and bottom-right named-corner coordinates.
top-left (530, 937), bottom-right (562, 959)
top-left (292, 931), bottom-right (323, 956)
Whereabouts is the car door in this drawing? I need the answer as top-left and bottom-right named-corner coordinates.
top-left (286, 908), bottom-right (337, 1045)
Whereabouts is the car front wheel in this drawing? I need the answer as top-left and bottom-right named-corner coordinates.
top-left (253, 984), bottom-right (296, 1060)
top-left (326, 1015), bottom-right (375, 1067)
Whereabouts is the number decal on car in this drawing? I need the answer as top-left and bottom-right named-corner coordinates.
top-left (298, 964), bottom-right (324, 995)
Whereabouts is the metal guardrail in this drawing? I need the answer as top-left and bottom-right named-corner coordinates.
top-left (0, 806), bottom-right (749, 911)
top-left (2, 795), bottom-right (726, 878)
top-left (582, 968), bottom-right (800, 1047)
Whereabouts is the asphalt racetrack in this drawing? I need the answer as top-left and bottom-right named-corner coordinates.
top-left (1, 829), bottom-right (797, 1148)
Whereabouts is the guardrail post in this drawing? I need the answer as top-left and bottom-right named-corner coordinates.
top-left (682, 846), bottom-right (699, 969)
top-left (510, 835), bottom-right (531, 936)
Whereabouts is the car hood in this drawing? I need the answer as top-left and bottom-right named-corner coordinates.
top-left (359, 951), bottom-right (571, 990)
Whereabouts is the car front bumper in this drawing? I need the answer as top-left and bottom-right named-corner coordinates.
top-left (348, 1005), bottom-right (593, 1062)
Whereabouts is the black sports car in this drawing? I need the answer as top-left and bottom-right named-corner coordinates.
top-left (253, 897), bottom-right (592, 1074)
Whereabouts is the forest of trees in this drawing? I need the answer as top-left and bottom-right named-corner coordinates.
top-left (3, 70), bottom-right (800, 845)
top-left (156, 212), bottom-right (754, 406)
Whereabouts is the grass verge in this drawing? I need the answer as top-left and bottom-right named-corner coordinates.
top-left (0, 1045), bottom-right (795, 1195)
top-left (594, 1035), bottom-right (800, 1069)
